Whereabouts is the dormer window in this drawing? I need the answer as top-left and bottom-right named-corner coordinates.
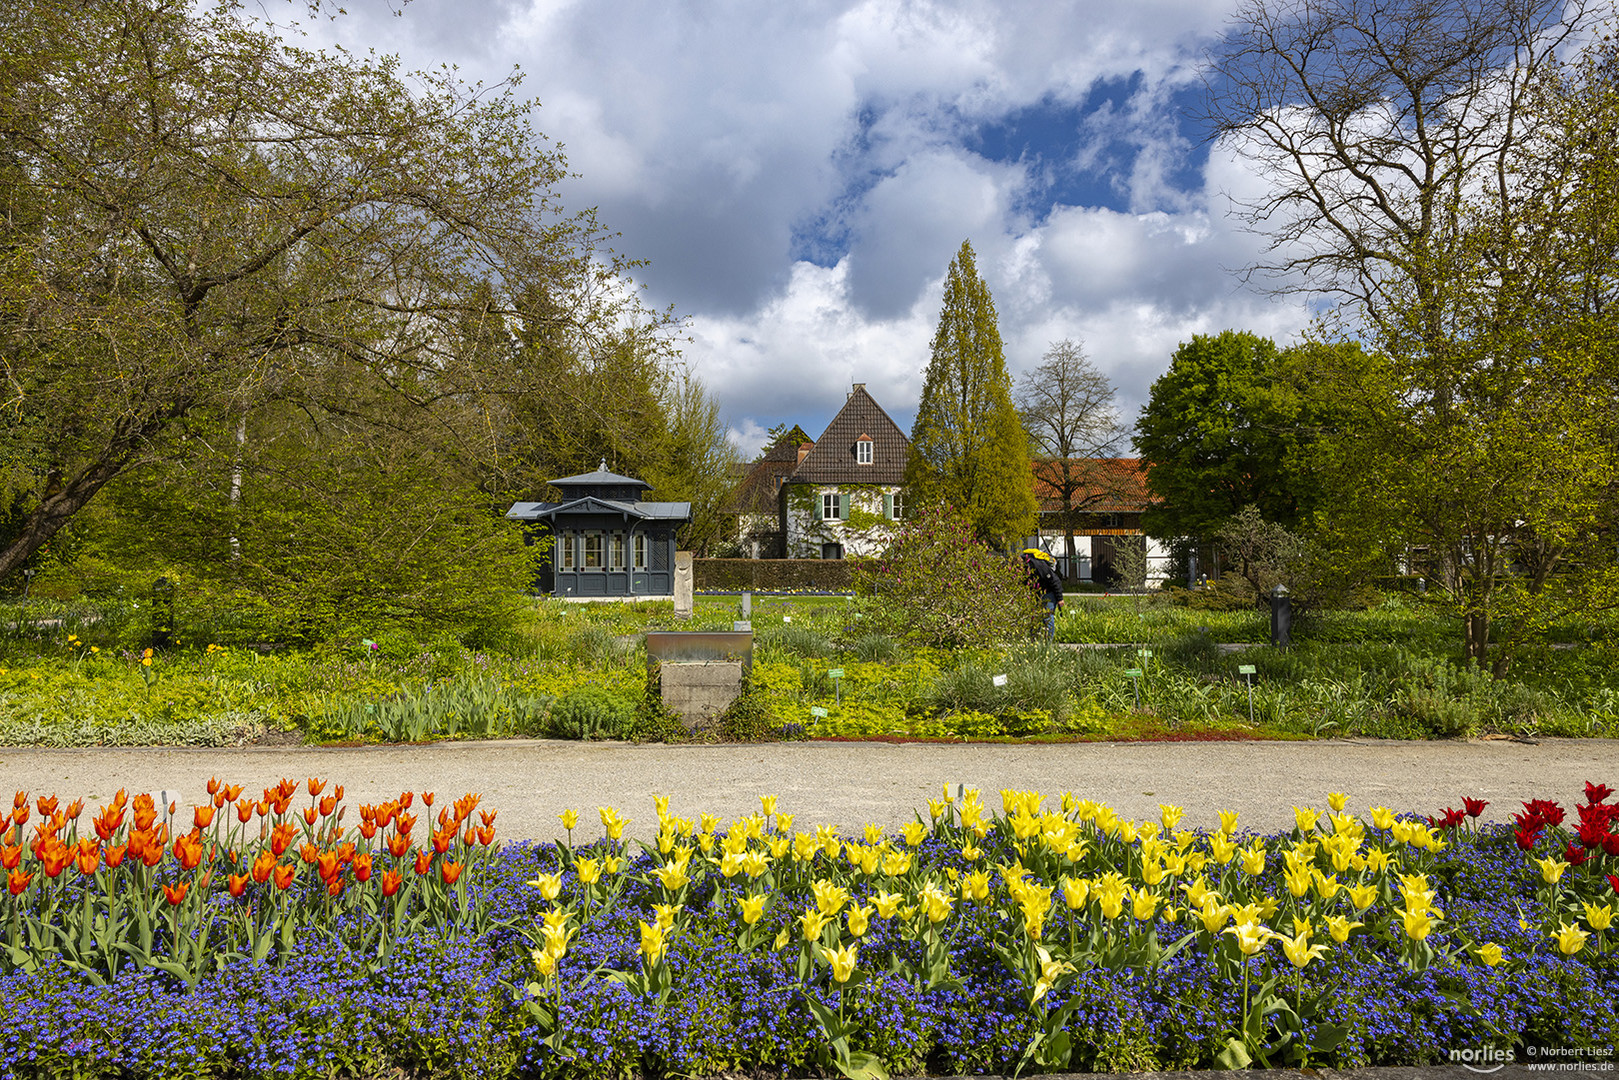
top-left (855, 437), bottom-right (873, 465)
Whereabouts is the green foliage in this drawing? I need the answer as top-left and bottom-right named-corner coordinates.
top-left (1136, 332), bottom-right (1350, 543)
top-left (547, 686), bottom-right (638, 740)
top-left (856, 503), bottom-right (1043, 648)
top-left (905, 240), bottom-right (1037, 548)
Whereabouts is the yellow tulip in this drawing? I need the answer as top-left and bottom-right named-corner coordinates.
top-left (811, 879), bottom-right (850, 916)
top-left (1208, 832), bottom-right (1238, 865)
top-left (776, 813), bottom-right (795, 833)
top-left (1400, 908), bottom-right (1437, 941)
top-left (654, 862), bottom-right (689, 891)
top-left (1284, 869), bottom-right (1312, 898)
top-left (574, 857), bottom-right (601, 885)
top-left (1198, 899), bottom-right (1230, 934)
top-left (919, 882), bottom-right (953, 924)
top-left (654, 794), bottom-right (670, 821)
top-left (526, 872), bottom-right (562, 901)
top-left (1551, 921), bottom-right (1588, 956)
top-left (1031, 945), bottom-right (1073, 1003)
top-left (1369, 806), bottom-right (1395, 829)
top-left (1218, 809), bottom-right (1240, 834)
top-left (1583, 901), bottom-right (1614, 932)
top-left (1536, 857), bottom-right (1570, 885)
top-left (1132, 888), bottom-right (1160, 921)
top-left (1326, 792), bottom-right (1347, 813)
top-left (1256, 895), bottom-right (1280, 921)
top-left (1293, 806), bottom-right (1319, 833)
top-left (827, 943), bottom-right (858, 983)
top-left (560, 809), bottom-right (579, 830)
top-left (1474, 942), bottom-right (1504, 966)
top-left (760, 794), bottom-right (777, 817)
top-left (864, 823), bottom-right (884, 846)
top-left (847, 904), bottom-right (871, 937)
top-left (638, 919), bottom-right (666, 964)
top-left (1062, 876), bottom-right (1089, 910)
top-left (1240, 845), bottom-right (1267, 876)
top-left (769, 835), bottom-right (790, 859)
top-left (960, 843), bottom-right (982, 861)
top-left (701, 813), bottom-right (721, 834)
top-left (1097, 884), bottom-right (1126, 920)
top-left (962, 870), bottom-right (991, 902)
top-left (881, 851), bottom-right (912, 877)
top-left (1141, 860), bottom-right (1168, 886)
top-left (1291, 917), bottom-right (1312, 938)
top-left (901, 821), bottom-right (927, 846)
top-left (531, 948), bottom-right (558, 979)
top-left (1160, 804), bottom-right (1184, 830)
top-left (653, 903), bottom-right (680, 930)
top-left (1280, 930), bottom-right (1328, 969)
top-left (1225, 919), bottom-right (1271, 956)
top-left (800, 907), bottom-right (828, 942)
top-left (773, 927), bottom-right (790, 949)
top-left (872, 891), bottom-right (903, 918)
top-left (598, 806), bottom-right (629, 840)
top-left (1326, 915), bottom-right (1363, 943)
top-left (1363, 847), bottom-right (1393, 874)
top-left (738, 894), bottom-right (767, 926)
top-left (927, 798), bottom-right (948, 820)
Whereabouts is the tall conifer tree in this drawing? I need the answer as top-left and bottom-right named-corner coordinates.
top-left (905, 241), bottom-right (1038, 549)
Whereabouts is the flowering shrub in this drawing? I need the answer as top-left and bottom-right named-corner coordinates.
top-left (0, 781), bottom-right (1616, 1077)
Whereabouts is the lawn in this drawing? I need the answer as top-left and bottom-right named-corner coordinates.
top-left (0, 591), bottom-right (1615, 747)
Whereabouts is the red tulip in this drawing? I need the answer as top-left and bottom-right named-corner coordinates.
top-left (1586, 782), bottom-right (1614, 805)
top-left (1462, 797), bottom-right (1488, 818)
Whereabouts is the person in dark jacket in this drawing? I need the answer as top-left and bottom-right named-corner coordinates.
top-left (1020, 548), bottom-right (1064, 642)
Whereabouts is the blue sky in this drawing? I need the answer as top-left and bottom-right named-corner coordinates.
top-left (302, 0), bottom-right (1318, 454)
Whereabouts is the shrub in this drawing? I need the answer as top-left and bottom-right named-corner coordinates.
top-left (855, 504), bottom-right (1042, 647)
top-left (546, 686), bottom-right (637, 740)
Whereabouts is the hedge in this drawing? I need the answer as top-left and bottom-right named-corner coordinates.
top-left (695, 558), bottom-right (856, 592)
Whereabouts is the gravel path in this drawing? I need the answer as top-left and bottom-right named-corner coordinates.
top-left (3, 736), bottom-right (1612, 841)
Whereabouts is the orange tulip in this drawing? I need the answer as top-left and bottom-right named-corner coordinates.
top-left (476, 826), bottom-right (495, 846)
top-left (222, 784), bottom-right (243, 802)
top-left (162, 882), bottom-right (188, 906)
top-left (479, 810), bottom-right (498, 828)
top-left (318, 796), bottom-right (336, 817)
top-left (441, 862), bottom-right (463, 886)
top-left (207, 777), bottom-right (221, 797)
top-left (213, 791), bottom-right (227, 809)
top-left (432, 829), bottom-right (453, 855)
top-left (228, 874), bottom-right (249, 897)
top-left (277, 778), bottom-right (299, 801)
top-left (352, 853), bottom-right (373, 883)
top-left (251, 850), bottom-right (276, 884)
top-left (270, 824), bottom-right (296, 857)
top-left (359, 821), bottom-right (378, 840)
top-left (0, 845), bottom-right (19, 870)
top-left (255, 799), bottom-right (271, 818)
top-left (316, 850), bottom-right (340, 883)
top-left (104, 844), bottom-right (126, 869)
top-left (11, 791), bottom-right (25, 810)
top-left (173, 831), bottom-right (204, 872)
top-left (375, 802), bottom-right (397, 828)
top-left (132, 794), bottom-right (157, 831)
top-left (453, 793), bottom-right (479, 823)
top-left (12, 806), bottom-right (27, 827)
top-left (273, 863), bottom-right (295, 889)
top-left (333, 785), bottom-right (344, 802)
top-left (302, 807), bottom-right (318, 826)
top-left (414, 851), bottom-right (433, 875)
top-left (422, 792), bottom-right (435, 808)
top-left (41, 842), bottom-right (70, 879)
top-left (36, 796), bottom-right (57, 818)
top-left (93, 802), bottom-right (126, 840)
top-left (398, 792), bottom-right (414, 810)
top-left (7, 869), bottom-right (31, 895)
top-left (193, 805), bottom-right (216, 830)
top-left (306, 778), bottom-right (325, 798)
top-left (298, 843), bottom-right (319, 865)
top-left (394, 812), bottom-right (415, 837)
top-left (74, 839), bottom-right (99, 876)
top-left (386, 832), bottom-right (411, 859)
top-left (381, 869), bottom-right (402, 897)
top-left (236, 798), bottom-right (255, 824)
top-left (327, 877), bottom-right (344, 897)
top-left (65, 799), bottom-right (83, 820)
top-left (462, 827), bottom-right (477, 847)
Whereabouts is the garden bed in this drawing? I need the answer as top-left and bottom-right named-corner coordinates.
top-left (1, 779), bottom-right (1615, 1077)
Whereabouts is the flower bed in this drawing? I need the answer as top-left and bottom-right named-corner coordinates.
top-left (1, 781), bottom-right (1616, 1078)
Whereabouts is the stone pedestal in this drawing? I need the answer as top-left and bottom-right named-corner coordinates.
top-left (674, 551), bottom-right (694, 619)
top-left (661, 660), bottom-right (744, 728)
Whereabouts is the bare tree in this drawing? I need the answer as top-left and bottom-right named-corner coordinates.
top-left (1203, 0), bottom-right (1613, 669)
top-left (1015, 340), bottom-right (1127, 582)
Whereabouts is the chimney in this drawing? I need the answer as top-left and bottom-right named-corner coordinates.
top-left (849, 381), bottom-right (865, 400)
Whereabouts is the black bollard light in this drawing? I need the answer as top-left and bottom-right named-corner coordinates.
top-left (1269, 583), bottom-right (1292, 648)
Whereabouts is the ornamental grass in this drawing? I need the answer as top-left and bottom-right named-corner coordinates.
top-left (1, 780), bottom-right (1616, 1078)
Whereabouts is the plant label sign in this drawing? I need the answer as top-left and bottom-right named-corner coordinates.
top-left (1238, 665), bottom-right (1256, 675)
top-left (810, 706), bottom-right (828, 718)
top-left (992, 674), bottom-right (1008, 687)
top-left (827, 669), bottom-right (844, 679)
top-left (1125, 668), bottom-right (1143, 678)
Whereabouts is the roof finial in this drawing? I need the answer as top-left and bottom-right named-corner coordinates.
top-left (599, 458), bottom-right (608, 472)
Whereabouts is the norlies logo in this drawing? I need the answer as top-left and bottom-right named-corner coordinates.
top-left (1451, 1046), bottom-right (1511, 1074)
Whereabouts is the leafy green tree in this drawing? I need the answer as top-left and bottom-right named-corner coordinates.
top-left (0, 0), bottom-right (650, 583)
top-left (1204, 0), bottom-right (1618, 668)
top-left (1135, 331), bottom-right (1337, 545)
top-left (905, 241), bottom-right (1037, 549)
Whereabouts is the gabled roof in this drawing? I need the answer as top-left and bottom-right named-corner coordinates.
top-left (1032, 457), bottom-right (1156, 514)
top-left (550, 462), bottom-right (648, 489)
top-left (789, 384), bottom-right (908, 485)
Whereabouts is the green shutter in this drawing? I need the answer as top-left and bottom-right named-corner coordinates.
top-left (813, 494), bottom-right (822, 521)
top-left (883, 493), bottom-right (893, 519)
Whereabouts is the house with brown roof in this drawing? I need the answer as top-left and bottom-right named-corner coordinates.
top-left (1032, 457), bottom-right (1172, 585)
top-left (730, 384), bottom-right (910, 559)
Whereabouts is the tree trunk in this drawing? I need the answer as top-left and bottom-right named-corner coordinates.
top-left (0, 456), bottom-right (132, 580)
top-left (1464, 611), bottom-right (1490, 668)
